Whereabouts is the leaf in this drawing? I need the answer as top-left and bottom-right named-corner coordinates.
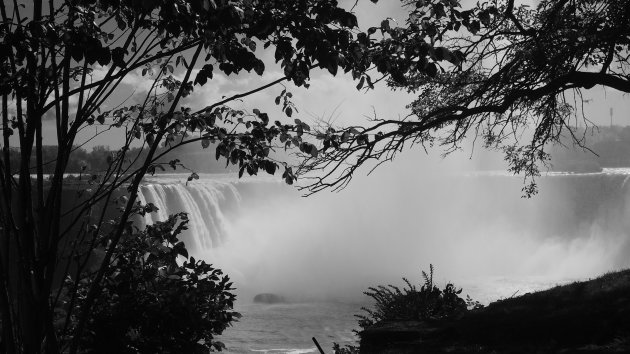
top-left (309, 145), bottom-right (318, 158)
top-left (327, 59), bottom-right (338, 76)
top-left (434, 3), bottom-right (446, 18)
top-left (286, 107), bottom-right (293, 117)
top-left (366, 75), bottom-right (374, 89)
top-left (116, 17), bottom-right (126, 30)
top-left (259, 113), bottom-right (269, 125)
top-left (356, 76), bottom-right (365, 90)
top-left (195, 70), bottom-right (207, 86)
top-left (201, 139), bottom-right (210, 148)
top-left (434, 47), bottom-right (451, 61)
top-left (264, 161), bottom-right (277, 175)
top-left (254, 60), bottom-right (265, 75)
top-left (468, 20), bottom-right (480, 34)
top-left (70, 46), bottom-right (83, 62)
top-left (381, 20), bottom-right (390, 32)
top-left (146, 133), bottom-right (155, 146)
top-left (111, 47), bottom-right (127, 68)
top-left (97, 47), bottom-right (111, 66)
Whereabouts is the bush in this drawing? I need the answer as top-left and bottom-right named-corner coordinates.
top-left (333, 265), bottom-right (482, 354)
top-left (358, 265), bottom-right (469, 328)
top-left (58, 212), bottom-right (239, 353)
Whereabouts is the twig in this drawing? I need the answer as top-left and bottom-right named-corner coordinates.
top-left (312, 337), bottom-right (326, 354)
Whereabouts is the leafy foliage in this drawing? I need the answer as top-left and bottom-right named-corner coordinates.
top-left (333, 265), bottom-right (482, 354)
top-left (357, 265), bottom-right (469, 328)
top-left (58, 213), bottom-right (239, 353)
top-left (332, 342), bottom-right (360, 354)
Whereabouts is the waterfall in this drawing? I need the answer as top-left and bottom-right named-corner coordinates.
top-left (138, 177), bottom-right (241, 250)
top-left (131, 169), bottom-right (630, 302)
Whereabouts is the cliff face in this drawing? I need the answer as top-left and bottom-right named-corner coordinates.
top-left (360, 270), bottom-right (630, 353)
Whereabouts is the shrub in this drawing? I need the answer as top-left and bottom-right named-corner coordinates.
top-left (58, 212), bottom-right (239, 353)
top-left (357, 265), bottom-right (468, 329)
top-left (333, 265), bottom-right (482, 354)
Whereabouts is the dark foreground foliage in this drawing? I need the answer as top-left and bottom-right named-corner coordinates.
top-left (56, 213), bottom-right (239, 353)
top-left (333, 265), bottom-right (480, 354)
top-left (345, 269), bottom-right (630, 353)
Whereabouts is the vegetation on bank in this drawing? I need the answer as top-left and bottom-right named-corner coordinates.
top-left (336, 268), bottom-right (630, 353)
top-left (333, 265), bottom-right (481, 354)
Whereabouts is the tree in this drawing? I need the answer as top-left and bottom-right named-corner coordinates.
top-left (295, 0), bottom-right (630, 196)
top-left (0, 0), bottom-right (433, 352)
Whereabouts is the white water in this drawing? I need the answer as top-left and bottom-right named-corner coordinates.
top-left (137, 168), bottom-right (630, 298)
top-left (138, 174), bottom-right (241, 249)
top-left (136, 166), bottom-right (630, 352)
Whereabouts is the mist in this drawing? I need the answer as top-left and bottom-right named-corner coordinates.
top-left (193, 148), bottom-right (630, 303)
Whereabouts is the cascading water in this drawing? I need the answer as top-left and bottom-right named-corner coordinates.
top-left (137, 174), bottom-right (241, 250)
top-left (133, 167), bottom-right (630, 353)
top-left (135, 168), bottom-right (630, 296)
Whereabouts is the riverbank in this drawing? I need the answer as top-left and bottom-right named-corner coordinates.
top-left (360, 269), bottom-right (630, 353)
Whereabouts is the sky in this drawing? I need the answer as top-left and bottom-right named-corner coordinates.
top-left (36, 0), bottom-right (630, 158)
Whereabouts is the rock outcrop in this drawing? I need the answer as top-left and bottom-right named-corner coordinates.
top-left (253, 293), bottom-right (287, 304)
